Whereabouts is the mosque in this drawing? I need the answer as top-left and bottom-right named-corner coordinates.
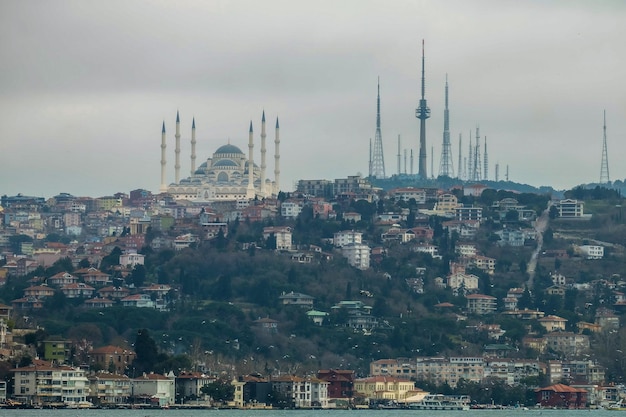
top-left (160, 111), bottom-right (280, 201)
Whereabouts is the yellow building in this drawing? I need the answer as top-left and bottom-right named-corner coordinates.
top-left (354, 376), bottom-right (415, 402)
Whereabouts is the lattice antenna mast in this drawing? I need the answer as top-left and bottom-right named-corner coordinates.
top-left (457, 133), bottom-right (462, 180)
top-left (600, 110), bottom-right (610, 184)
top-left (483, 136), bottom-right (488, 181)
top-left (473, 126), bottom-right (482, 181)
top-left (439, 74), bottom-right (454, 177)
top-left (371, 77), bottom-right (386, 178)
top-left (415, 40), bottom-right (430, 178)
top-left (397, 135), bottom-right (401, 175)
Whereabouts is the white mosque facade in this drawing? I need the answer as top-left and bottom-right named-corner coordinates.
top-left (160, 111), bottom-right (281, 202)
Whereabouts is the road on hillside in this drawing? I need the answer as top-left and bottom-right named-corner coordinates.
top-left (526, 202), bottom-right (551, 289)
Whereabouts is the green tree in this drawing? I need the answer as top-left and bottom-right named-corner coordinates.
top-left (200, 379), bottom-right (235, 403)
top-left (129, 264), bottom-right (147, 287)
top-left (132, 329), bottom-right (159, 374)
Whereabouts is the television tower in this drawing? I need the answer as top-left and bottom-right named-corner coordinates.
top-left (439, 75), bottom-right (454, 177)
top-left (370, 77), bottom-right (386, 178)
top-left (600, 110), bottom-right (610, 184)
top-left (415, 39), bottom-right (430, 179)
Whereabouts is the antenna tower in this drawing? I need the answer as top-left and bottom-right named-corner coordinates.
top-left (483, 136), bottom-right (488, 181)
top-left (439, 75), bottom-right (454, 177)
top-left (415, 40), bottom-right (430, 179)
top-left (600, 110), bottom-right (610, 184)
top-left (397, 135), bottom-right (401, 175)
top-left (370, 78), bottom-right (386, 178)
top-left (473, 127), bottom-right (482, 181)
top-left (457, 133), bottom-right (462, 180)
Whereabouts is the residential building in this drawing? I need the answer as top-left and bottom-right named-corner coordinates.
top-left (88, 373), bottom-right (131, 405)
top-left (317, 369), bottom-right (355, 400)
top-left (48, 272), bottom-right (78, 286)
top-left (470, 255), bottom-right (496, 274)
top-left (88, 345), bottom-right (136, 374)
top-left (388, 187), bottom-right (426, 204)
top-left (306, 310), bottom-right (329, 326)
top-left (371, 357), bottom-right (484, 388)
top-left (281, 201), bottom-right (303, 219)
top-left (176, 371), bottom-right (215, 400)
top-left (544, 332), bottom-right (590, 357)
top-left (279, 291), bottom-right (314, 308)
top-left (578, 245), bottom-right (604, 259)
top-left (43, 337), bottom-right (71, 363)
top-left (233, 374), bottom-right (272, 408)
top-left (12, 360), bottom-right (89, 406)
top-left (61, 282), bottom-right (95, 298)
top-left (333, 230), bottom-right (362, 248)
top-left (263, 226), bottom-right (292, 251)
top-left (271, 375), bottom-right (329, 408)
top-left (466, 294), bottom-right (497, 315)
top-left (483, 359), bottom-right (544, 385)
top-left (535, 384), bottom-right (587, 408)
top-left (447, 272), bottom-right (479, 294)
top-left (296, 179), bottom-right (333, 198)
top-left (119, 251), bottom-right (145, 268)
top-left (455, 206), bottom-right (483, 223)
top-left (538, 315), bottom-right (568, 332)
top-left (131, 372), bottom-right (175, 407)
top-left (353, 376), bottom-right (415, 402)
top-left (74, 267), bottom-right (111, 286)
top-left (121, 294), bottom-right (155, 308)
top-left (555, 199), bottom-right (585, 218)
top-left (341, 243), bottom-right (370, 270)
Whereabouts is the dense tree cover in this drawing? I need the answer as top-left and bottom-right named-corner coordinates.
top-left (565, 185), bottom-right (621, 201)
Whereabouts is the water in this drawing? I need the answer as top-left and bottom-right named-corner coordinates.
top-left (0, 409), bottom-right (614, 417)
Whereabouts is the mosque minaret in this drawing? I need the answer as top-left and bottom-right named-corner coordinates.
top-left (174, 111), bottom-right (181, 184)
top-left (274, 117), bottom-right (280, 195)
top-left (160, 121), bottom-right (167, 192)
top-left (260, 111), bottom-right (267, 196)
top-left (162, 111), bottom-right (280, 201)
top-left (247, 121), bottom-right (255, 196)
top-left (190, 117), bottom-right (196, 175)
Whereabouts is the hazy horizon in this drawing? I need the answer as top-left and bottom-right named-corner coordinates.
top-left (1, 1), bottom-right (624, 198)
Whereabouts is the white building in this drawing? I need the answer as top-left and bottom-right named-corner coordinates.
top-left (132, 372), bottom-right (175, 407)
top-left (12, 360), bottom-right (89, 406)
top-left (263, 226), bottom-right (293, 250)
top-left (341, 243), bottom-right (370, 270)
top-left (88, 373), bottom-right (131, 405)
top-left (578, 245), bottom-right (604, 259)
top-left (333, 230), bottom-right (363, 247)
top-left (555, 199), bottom-right (585, 218)
top-left (281, 201), bottom-right (303, 218)
top-left (119, 251), bottom-right (145, 268)
top-left (447, 272), bottom-right (479, 294)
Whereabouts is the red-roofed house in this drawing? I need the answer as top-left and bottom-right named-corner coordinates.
top-left (89, 345), bottom-right (136, 374)
top-left (61, 282), bottom-right (95, 298)
top-left (466, 294), bottom-right (497, 315)
top-left (48, 272), bottom-right (78, 286)
top-left (535, 384), bottom-right (587, 408)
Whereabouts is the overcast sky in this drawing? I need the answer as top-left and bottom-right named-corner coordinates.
top-left (1, 0), bottom-right (624, 198)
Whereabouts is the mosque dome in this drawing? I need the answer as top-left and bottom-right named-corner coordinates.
top-left (213, 159), bottom-right (238, 167)
top-left (215, 144), bottom-right (244, 155)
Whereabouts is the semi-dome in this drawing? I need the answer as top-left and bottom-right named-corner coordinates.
top-left (215, 144), bottom-right (244, 155)
top-left (213, 159), bottom-right (238, 167)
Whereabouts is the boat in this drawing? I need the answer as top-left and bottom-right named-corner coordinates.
top-left (408, 394), bottom-right (470, 411)
top-left (607, 400), bottom-right (626, 411)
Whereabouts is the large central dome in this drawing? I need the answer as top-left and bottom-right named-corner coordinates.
top-left (215, 144), bottom-right (244, 155)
